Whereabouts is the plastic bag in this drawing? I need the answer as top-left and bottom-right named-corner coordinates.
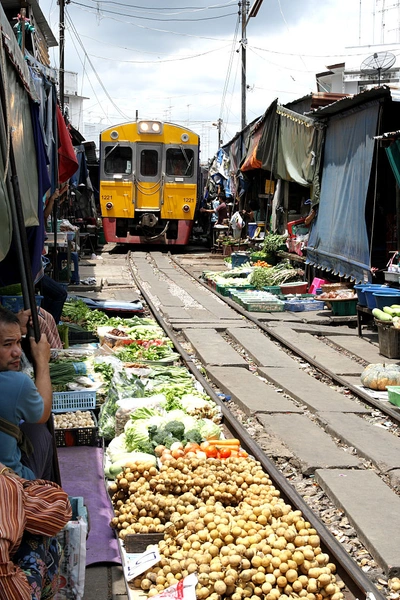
top-left (55, 517), bottom-right (87, 600)
top-left (230, 211), bottom-right (243, 230)
top-left (98, 369), bottom-right (146, 440)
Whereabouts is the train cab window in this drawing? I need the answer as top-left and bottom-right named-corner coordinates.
top-left (140, 149), bottom-right (158, 177)
top-left (105, 146), bottom-right (132, 174)
top-left (166, 148), bottom-right (194, 177)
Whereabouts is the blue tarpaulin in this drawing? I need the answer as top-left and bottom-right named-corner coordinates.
top-left (306, 102), bottom-right (380, 282)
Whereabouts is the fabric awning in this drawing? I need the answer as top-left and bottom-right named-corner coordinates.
top-left (306, 101), bottom-right (380, 282)
top-left (275, 106), bottom-right (325, 205)
top-left (385, 139), bottom-right (400, 187)
top-left (241, 119), bottom-right (264, 171)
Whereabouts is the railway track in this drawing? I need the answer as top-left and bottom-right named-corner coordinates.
top-left (126, 250), bottom-right (390, 600)
top-left (170, 252), bottom-right (400, 423)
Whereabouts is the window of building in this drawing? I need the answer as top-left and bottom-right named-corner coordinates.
top-left (104, 146), bottom-right (132, 174)
top-left (166, 148), bottom-right (194, 177)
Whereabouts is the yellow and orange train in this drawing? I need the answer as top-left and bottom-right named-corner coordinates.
top-left (99, 120), bottom-right (200, 245)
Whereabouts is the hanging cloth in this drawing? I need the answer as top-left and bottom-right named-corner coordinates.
top-left (56, 104), bottom-right (78, 184)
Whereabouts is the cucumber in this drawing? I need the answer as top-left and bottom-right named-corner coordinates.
top-left (383, 306), bottom-right (396, 316)
top-left (372, 308), bottom-right (393, 322)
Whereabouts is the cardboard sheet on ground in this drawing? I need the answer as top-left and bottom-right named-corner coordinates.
top-left (58, 446), bottom-right (121, 565)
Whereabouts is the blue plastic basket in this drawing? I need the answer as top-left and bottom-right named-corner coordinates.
top-left (373, 291), bottom-right (400, 311)
top-left (1, 295), bottom-right (43, 313)
top-left (52, 391), bottom-right (97, 413)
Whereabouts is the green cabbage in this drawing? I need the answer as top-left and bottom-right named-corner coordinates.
top-left (198, 418), bottom-right (222, 440)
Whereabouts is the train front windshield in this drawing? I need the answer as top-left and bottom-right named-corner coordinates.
top-left (166, 148), bottom-right (194, 177)
top-left (104, 146), bottom-right (132, 175)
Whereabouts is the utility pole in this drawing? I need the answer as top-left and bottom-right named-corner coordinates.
top-left (212, 118), bottom-right (223, 148)
top-left (241, 0), bottom-right (263, 130)
top-left (59, 0), bottom-right (65, 113)
top-left (59, 0), bottom-right (70, 114)
top-left (240, 0), bottom-right (247, 130)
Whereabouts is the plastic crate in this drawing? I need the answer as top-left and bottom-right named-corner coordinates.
top-left (262, 286), bottom-right (281, 295)
top-left (54, 411), bottom-right (98, 447)
top-left (1, 295), bottom-right (43, 313)
top-left (52, 391), bottom-right (97, 413)
top-left (329, 298), bottom-right (358, 316)
top-left (376, 322), bottom-right (400, 359)
top-left (284, 300), bottom-right (325, 312)
top-left (241, 300), bottom-right (285, 312)
top-left (216, 283), bottom-right (233, 296)
top-left (387, 386), bottom-right (400, 407)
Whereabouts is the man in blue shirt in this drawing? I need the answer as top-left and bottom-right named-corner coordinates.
top-left (0, 307), bottom-right (52, 479)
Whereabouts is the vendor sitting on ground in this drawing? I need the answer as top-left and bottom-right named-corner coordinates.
top-left (0, 462), bottom-right (71, 600)
top-left (0, 306), bottom-right (53, 481)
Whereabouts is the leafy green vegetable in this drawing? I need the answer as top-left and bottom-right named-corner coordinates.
top-left (198, 419), bottom-right (222, 440)
top-left (185, 429), bottom-right (202, 444)
top-left (263, 233), bottom-right (287, 254)
top-left (98, 370), bottom-right (145, 440)
top-left (164, 421), bottom-right (185, 440)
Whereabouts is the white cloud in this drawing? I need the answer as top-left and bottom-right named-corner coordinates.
top-left (40, 0), bottom-right (395, 159)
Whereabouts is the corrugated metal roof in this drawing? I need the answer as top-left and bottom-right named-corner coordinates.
top-left (306, 86), bottom-right (392, 117)
top-left (310, 92), bottom-right (349, 108)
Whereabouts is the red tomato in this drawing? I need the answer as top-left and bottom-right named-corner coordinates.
top-left (218, 448), bottom-right (231, 459)
top-left (205, 445), bottom-right (218, 458)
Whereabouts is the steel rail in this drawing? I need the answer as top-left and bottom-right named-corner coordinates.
top-left (128, 251), bottom-right (385, 600)
top-left (170, 254), bottom-right (400, 423)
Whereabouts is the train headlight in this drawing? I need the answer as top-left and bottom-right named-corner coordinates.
top-left (138, 121), bottom-right (163, 134)
top-left (182, 204), bottom-right (190, 213)
top-left (106, 202), bottom-right (113, 210)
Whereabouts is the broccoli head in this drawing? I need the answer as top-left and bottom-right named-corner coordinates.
top-left (151, 429), bottom-right (171, 448)
top-left (135, 439), bottom-right (156, 455)
top-left (164, 420), bottom-right (185, 441)
top-left (164, 436), bottom-right (181, 449)
top-left (185, 429), bottom-right (202, 444)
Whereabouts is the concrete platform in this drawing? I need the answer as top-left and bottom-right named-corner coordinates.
top-left (171, 321), bottom-right (249, 330)
top-left (327, 335), bottom-right (384, 364)
top-left (83, 565), bottom-right (128, 599)
top-left (257, 366), bottom-right (370, 414)
top-left (258, 414), bottom-right (361, 474)
top-left (271, 327), bottom-right (364, 376)
top-left (205, 366), bottom-right (303, 415)
top-left (227, 328), bottom-right (303, 368)
top-left (183, 329), bottom-right (248, 367)
top-left (317, 411), bottom-right (400, 472)
top-left (315, 469), bottom-right (400, 577)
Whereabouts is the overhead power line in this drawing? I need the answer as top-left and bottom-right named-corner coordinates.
top-left (84, 0), bottom-right (237, 9)
top-left (65, 11), bottom-right (131, 120)
top-left (86, 43), bottom-right (231, 64)
top-left (70, 1), bottom-right (236, 21)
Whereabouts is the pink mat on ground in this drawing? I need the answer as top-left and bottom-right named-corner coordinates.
top-left (57, 446), bottom-right (121, 566)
